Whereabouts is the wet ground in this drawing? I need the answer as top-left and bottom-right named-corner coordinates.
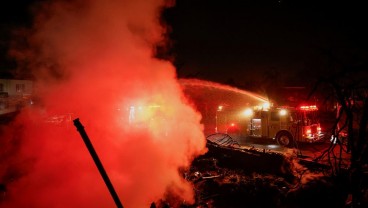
top-left (232, 134), bottom-right (351, 171)
top-left (236, 135), bottom-right (328, 154)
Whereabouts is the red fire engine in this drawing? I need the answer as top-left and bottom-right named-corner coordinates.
top-left (214, 103), bottom-right (324, 147)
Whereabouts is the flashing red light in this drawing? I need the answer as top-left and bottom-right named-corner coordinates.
top-left (340, 131), bottom-right (348, 137)
top-left (227, 122), bottom-right (240, 134)
top-left (299, 105), bottom-right (318, 111)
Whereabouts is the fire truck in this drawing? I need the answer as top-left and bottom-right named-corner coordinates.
top-left (216, 103), bottom-right (325, 147)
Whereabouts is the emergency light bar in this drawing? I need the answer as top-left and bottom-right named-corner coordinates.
top-left (299, 105), bottom-right (318, 111)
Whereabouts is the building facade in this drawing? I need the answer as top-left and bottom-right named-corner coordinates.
top-left (0, 79), bottom-right (33, 96)
top-left (0, 79), bottom-right (33, 115)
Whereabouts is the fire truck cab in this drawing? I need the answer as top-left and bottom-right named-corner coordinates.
top-left (225, 104), bottom-right (325, 147)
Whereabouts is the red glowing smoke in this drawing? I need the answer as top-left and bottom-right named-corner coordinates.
top-left (1, 0), bottom-right (207, 207)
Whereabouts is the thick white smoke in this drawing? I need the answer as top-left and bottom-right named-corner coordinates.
top-left (0, 0), bottom-right (207, 207)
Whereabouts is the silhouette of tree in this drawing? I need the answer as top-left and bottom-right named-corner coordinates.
top-left (310, 49), bottom-right (368, 206)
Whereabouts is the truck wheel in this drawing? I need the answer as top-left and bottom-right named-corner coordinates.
top-left (276, 131), bottom-right (294, 148)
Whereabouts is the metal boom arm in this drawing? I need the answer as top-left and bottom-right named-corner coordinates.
top-left (73, 118), bottom-right (123, 208)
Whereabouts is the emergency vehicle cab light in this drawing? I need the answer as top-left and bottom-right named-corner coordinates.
top-left (217, 105), bottom-right (223, 111)
top-left (279, 109), bottom-right (287, 116)
top-left (242, 108), bottom-right (253, 117)
top-left (262, 102), bottom-right (270, 111)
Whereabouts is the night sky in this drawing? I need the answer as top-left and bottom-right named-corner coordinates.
top-left (0, 0), bottom-right (35, 75)
top-left (163, 0), bottom-right (368, 87)
top-left (1, 0), bottom-right (368, 87)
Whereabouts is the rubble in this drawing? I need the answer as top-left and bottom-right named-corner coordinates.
top-left (153, 134), bottom-right (350, 208)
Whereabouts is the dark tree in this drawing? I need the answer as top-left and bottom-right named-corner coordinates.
top-left (310, 49), bottom-right (368, 206)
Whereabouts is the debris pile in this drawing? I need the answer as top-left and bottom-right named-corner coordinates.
top-left (182, 159), bottom-right (293, 207)
top-left (153, 134), bottom-right (348, 208)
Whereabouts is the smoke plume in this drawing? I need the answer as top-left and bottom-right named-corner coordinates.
top-left (1, 0), bottom-right (207, 207)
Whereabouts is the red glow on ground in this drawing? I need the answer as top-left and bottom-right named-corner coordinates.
top-left (0, 0), bottom-right (207, 207)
